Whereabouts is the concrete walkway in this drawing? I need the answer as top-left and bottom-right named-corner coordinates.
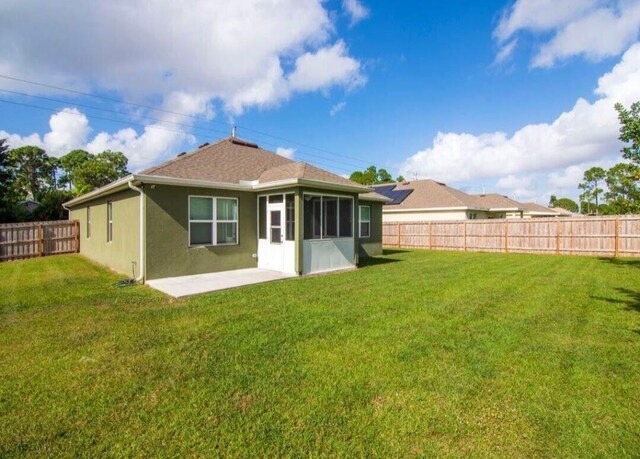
top-left (146, 268), bottom-right (297, 298)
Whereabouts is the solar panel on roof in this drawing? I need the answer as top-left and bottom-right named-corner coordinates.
top-left (373, 185), bottom-right (413, 205)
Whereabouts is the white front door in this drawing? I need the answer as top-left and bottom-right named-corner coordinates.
top-left (257, 194), bottom-right (296, 274)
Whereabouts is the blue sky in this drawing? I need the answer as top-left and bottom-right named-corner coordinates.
top-left (2, 0), bottom-right (640, 203)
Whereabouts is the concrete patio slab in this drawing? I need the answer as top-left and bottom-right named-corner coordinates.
top-left (146, 268), bottom-right (297, 298)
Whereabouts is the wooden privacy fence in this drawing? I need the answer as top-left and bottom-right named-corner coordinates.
top-left (0, 220), bottom-right (80, 262)
top-left (383, 216), bottom-right (640, 257)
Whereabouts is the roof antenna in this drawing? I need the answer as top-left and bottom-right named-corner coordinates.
top-left (231, 125), bottom-right (237, 138)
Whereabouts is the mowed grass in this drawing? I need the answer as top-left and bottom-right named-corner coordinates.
top-left (1, 251), bottom-right (639, 457)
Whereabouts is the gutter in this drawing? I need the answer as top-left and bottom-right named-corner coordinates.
top-left (128, 181), bottom-right (145, 282)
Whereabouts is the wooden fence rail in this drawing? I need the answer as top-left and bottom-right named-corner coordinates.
top-left (383, 215), bottom-right (640, 257)
top-left (0, 220), bottom-right (80, 262)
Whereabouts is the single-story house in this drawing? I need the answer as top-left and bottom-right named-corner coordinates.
top-left (373, 180), bottom-right (572, 222)
top-left (64, 136), bottom-right (388, 281)
top-left (519, 201), bottom-right (575, 218)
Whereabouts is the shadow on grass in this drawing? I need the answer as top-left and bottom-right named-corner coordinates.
top-left (592, 288), bottom-right (640, 312)
top-left (598, 257), bottom-right (640, 270)
top-left (359, 256), bottom-right (401, 268)
top-left (382, 248), bottom-right (411, 256)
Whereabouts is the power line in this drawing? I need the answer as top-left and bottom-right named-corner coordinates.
top-left (0, 98), bottom-right (356, 174)
top-left (0, 73), bottom-right (373, 167)
top-left (0, 87), bottom-right (367, 170)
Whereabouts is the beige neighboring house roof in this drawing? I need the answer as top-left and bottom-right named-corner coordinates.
top-left (521, 202), bottom-right (574, 216)
top-left (474, 193), bottom-right (524, 211)
top-left (66, 136), bottom-right (371, 207)
top-left (373, 179), bottom-right (485, 210)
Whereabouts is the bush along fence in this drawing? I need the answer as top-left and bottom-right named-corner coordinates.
top-left (383, 216), bottom-right (640, 257)
top-left (0, 220), bottom-right (80, 262)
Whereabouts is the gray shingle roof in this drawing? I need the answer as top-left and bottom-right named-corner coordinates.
top-left (141, 136), bottom-right (364, 189)
top-left (373, 179), bottom-right (485, 209)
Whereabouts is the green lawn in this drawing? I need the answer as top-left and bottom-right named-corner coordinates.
top-left (1, 251), bottom-right (639, 457)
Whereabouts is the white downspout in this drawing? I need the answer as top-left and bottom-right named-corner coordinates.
top-left (128, 181), bottom-right (145, 282)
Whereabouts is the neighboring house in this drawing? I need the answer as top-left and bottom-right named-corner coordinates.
top-left (373, 180), bottom-right (571, 222)
top-left (65, 137), bottom-right (388, 281)
top-left (520, 202), bottom-right (575, 218)
top-left (17, 199), bottom-right (39, 214)
top-left (473, 193), bottom-right (524, 219)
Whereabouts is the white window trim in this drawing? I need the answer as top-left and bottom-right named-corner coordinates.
top-left (107, 201), bottom-right (113, 243)
top-left (257, 193), bottom-right (296, 242)
top-left (188, 195), bottom-right (239, 247)
top-left (87, 206), bottom-right (91, 239)
top-left (359, 205), bottom-right (371, 239)
top-left (303, 193), bottom-right (354, 241)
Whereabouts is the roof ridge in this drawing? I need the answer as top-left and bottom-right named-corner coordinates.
top-left (141, 137), bottom-right (232, 175)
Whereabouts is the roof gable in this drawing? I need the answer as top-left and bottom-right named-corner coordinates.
top-left (141, 137), bottom-right (293, 183)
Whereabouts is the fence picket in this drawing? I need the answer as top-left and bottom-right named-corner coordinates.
top-left (0, 220), bottom-right (80, 262)
top-left (383, 215), bottom-right (640, 257)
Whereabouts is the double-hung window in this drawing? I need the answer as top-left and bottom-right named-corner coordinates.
top-left (87, 206), bottom-right (91, 239)
top-left (189, 196), bottom-right (238, 246)
top-left (106, 202), bottom-right (113, 242)
top-left (359, 205), bottom-right (371, 238)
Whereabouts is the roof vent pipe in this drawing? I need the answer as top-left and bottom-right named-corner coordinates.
top-left (232, 125), bottom-right (237, 138)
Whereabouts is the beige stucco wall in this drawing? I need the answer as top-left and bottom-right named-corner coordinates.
top-left (383, 210), bottom-right (469, 222)
top-left (69, 189), bottom-right (141, 277)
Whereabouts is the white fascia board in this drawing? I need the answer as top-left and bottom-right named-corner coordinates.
top-left (359, 195), bottom-right (392, 203)
top-left (65, 174), bottom-right (370, 206)
top-left (489, 207), bottom-right (523, 212)
top-left (64, 175), bottom-right (135, 207)
top-left (134, 174), bottom-right (251, 191)
top-left (254, 178), bottom-right (369, 194)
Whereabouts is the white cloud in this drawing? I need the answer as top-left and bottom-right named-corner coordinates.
top-left (343, 0), bottom-right (369, 26)
top-left (495, 39), bottom-right (519, 64)
top-left (0, 0), bottom-right (364, 114)
top-left (330, 101), bottom-right (347, 116)
top-left (495, 0), bottom-right (640, 67)
top-left (276, 147), bottom-right (295, 159)
top-left (399, 43), bottom-right (640, 185)
top-left (1, 107), bottom-right (196, 170)
top-left (0, 108), bottom-right (90, 157)
top-left (288, 41), bottom-right (365, 93)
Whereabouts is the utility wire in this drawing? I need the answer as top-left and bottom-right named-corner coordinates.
top-left (0, 73), bottom-right (373, 167)
top-left (0, 98), bottom-right (356, 174)
top-left (0, 87), bottom-right (367, 170)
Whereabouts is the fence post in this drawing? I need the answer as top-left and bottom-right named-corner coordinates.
top-left (397, 223), bottom-right (401, 248)
top-left (38, 224), bottom-right (43, 257)
top-left (463, 222), bottom-right (467, 251)
top-left (429, 222), bottom-right (433, 250)
top-left (504, 220), bottom-right (508, 253)
top-left (614, 217), bottom-right (619, 257)
top-left (75, 220), bottom-right (81, 253)
top-left (556, 219), bottom-right (561, 255)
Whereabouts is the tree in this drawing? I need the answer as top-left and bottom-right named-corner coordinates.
top-left (8, 146), bottom-right (57, 201)
top-left (615, 101), bottom-right (640, 166)
top-left (350, 166), bottom-right (401, 185)
top-left (73, 150), bottom-right (129, 194)
top-left (0, 138), bottom-right (17, 222)
top-left (396, 175), bottom-right (406, 182)
top-left (58, 149), bottom-right (91, 190)
top-left (550, 197), bottom-right (579, 213)
top-left (605, 162), bottom-right (640, 214)
top-left (33, 189), bottom-right (76, 221)
top-left (578, 166), bottom-right (606, 215)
